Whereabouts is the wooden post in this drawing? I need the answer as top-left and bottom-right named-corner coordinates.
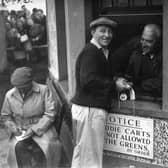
top-left (46, 0), bottom-right (68, 81)
top-left (0, 12), bottom-right (7, 72)
top-left (64, 0), bottom-right (85, 98)
top-left (46, 0), bottom-right (59, 79)
top-left (162, 0), bottom-right (168, 111)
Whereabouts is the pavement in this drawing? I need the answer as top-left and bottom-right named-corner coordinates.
top-left (103, 155), bottom-right (166, 168)
top-left (1, 125), bottom-right (167, 168)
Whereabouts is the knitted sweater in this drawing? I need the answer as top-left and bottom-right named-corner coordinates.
top-left (71, 43), bottom-right (115, 110)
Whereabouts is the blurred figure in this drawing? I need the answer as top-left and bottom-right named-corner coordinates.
top-left (4, 7), bottom-right (47, 64)
top-left (21, 5), bottom-right (31, 19)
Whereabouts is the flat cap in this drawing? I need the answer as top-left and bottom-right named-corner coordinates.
top-left (11, 67), bottom-right (33, 88)
top-left (90, 17), bottom-right (117, 29)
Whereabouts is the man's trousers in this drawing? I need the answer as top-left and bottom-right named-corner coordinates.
top-left (71, 104), bottom-right (107, 168)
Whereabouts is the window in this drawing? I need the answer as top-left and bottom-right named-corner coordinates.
top-left (92, 0), bottom-right (166, 116)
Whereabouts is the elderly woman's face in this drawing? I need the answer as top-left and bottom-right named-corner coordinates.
top-left (17, 83), bottom-right (32, 96)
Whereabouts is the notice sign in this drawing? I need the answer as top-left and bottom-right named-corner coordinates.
top-left (104, 114), bottom-right (154, 159)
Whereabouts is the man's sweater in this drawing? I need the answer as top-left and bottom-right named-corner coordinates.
top-left (71, 43), bottom-right (115, 110)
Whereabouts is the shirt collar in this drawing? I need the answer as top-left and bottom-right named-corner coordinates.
top-left (90, 38), bottom-right (102, 49)
top-left (142, 52), bottom-right (155, 60)
top-left (12, 82), bottom-right (40, 99)
top-left (90, 38), bottom-right (109, 59)
top-left (31, 82), bottom-right (40, 92)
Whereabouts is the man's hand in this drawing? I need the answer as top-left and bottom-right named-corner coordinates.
top-left (11, 126), bottom-right (22, 136)
top-left (115, 77), bottom-right (132, 91)
top-left (23, 128), bottom-right (34, 138)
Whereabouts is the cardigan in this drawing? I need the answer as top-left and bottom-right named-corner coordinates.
top-left (71, 43), bottom-right (115, 110)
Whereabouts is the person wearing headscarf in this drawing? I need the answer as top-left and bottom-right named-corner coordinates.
top-left (1, 67), bottom-right (60, 168)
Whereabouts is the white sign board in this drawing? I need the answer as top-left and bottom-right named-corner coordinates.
top-left (104, 113), bottom-right (154, 159)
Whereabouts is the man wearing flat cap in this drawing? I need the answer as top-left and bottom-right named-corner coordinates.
top-left (1, 67), bottom-right (60, 168)
top-left (71, 17), bottom-right (128, 168)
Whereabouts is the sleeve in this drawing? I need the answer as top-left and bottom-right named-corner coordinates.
top-left (109, 36), bottom-right (140, 76)
top-left (141, 69), bottom-right (162, 95)
top-left (141, 54), bottom-right (162, 95)
top-left (124, 54), bottom-right (134, 82)
top-left (31, 87), bottom-right (57, 136)
top-left (80, 50), bottom-right (115, 96)
top-left (141, 78), bottom-right (162, 94)
top-left (1, 94), bottom-right (18, 134)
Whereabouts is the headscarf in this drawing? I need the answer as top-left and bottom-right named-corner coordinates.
top-left (11, 67), bottom-right (33, 88)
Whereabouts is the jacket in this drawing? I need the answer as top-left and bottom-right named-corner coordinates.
top-left (125, 48), bottom-right (162, 95)
top-left (1, 82), bottom-right (61, 168)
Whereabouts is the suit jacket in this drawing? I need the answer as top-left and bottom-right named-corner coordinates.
top-left (109, 36), bottom-right (140, 76)
top-left (110, 36), bottom-right (162, 96)
top-left (125, 48), bottom-right (162, 95)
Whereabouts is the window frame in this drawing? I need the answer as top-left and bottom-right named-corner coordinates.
top-left (93, 0), bottom-right (168, 118)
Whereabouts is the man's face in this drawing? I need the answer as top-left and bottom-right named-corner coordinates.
top-left (34, 11), bottom-right (42, 21)
top-left (91, 25), bottom-right (113, 48)
top-left (140, 29), bottom-right (157, 55)
top-left (21, 6), bottom-right (26, 11)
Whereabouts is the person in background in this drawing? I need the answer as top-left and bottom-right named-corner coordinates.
top-left (31, 8), bottom-right (38, 22)
top-left (1, 67), bottom-right (59, 168)
top-left (71, 17), bottom-right (129, 168)
top-left (116, 24), bottom-right (162, 96)
top-left (21, 5), bottom-right (31, 19)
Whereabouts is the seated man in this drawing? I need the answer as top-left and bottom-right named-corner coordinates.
top-left (1, 67), bottom-right (60, 168)
top-left (113, 24), bottom-right (162, 97)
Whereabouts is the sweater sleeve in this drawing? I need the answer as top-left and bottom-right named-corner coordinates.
top-left (31, 87), bottom-right (56, 136)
